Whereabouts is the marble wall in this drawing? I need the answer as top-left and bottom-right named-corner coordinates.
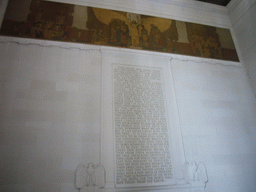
top-left (227, 0), bottom-right (256, 95)
top-left (171, 58), bottom-right (256, 191)
top-left (0, 0), bottom-right (256, 192)
top-left (0, 39), bottom-right (102, 192)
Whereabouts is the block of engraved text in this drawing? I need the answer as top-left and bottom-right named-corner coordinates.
top-left (113, 64), bottom-right (173, 188)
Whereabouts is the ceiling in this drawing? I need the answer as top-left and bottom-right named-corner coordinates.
top-left (195, 0), bottom-right (231, 6)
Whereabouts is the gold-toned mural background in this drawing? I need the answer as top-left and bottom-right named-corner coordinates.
top-left (0, 0), bottom-right (239, 61)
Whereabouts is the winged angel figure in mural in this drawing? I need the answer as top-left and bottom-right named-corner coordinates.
top-left (75, 163), bottom-right (106, 192)
top-left (92, 7), bottom-right (176, 49)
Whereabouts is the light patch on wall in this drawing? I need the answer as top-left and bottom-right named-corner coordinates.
top-left (127, 12), bottom-right (141, 24)
top-left (176, 20), bottom-right (189, 43)
top-left (72, 5), bottom-right (88, 30)
top-left (217, 28), bottom-right (236, 49)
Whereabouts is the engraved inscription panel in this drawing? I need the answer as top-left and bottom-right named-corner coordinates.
top-left (113, 65), bottom-right (173, 187)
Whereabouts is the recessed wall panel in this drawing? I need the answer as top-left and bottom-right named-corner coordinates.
top-left (113, 64), bottom-right (173, 187)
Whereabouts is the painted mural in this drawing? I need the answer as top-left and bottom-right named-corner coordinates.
top-left (0, 0), bottom-right (239, 61)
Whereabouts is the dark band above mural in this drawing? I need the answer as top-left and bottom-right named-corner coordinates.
top-left (0, 0), bottom-right (239, 61)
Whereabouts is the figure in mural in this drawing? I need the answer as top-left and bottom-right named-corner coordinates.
top-left (116, 23), bottom-right (121, 45)
top-left (149, 24), bottom-right (164, 51)
top-left (22, 0), bottom-right (73, 41)
top-left (204, 35), bottom-right (222, 59)
top-left (29, 11), bottom-right (44, 38)
top-left (34, 21), bottom-right (43, 38)
top-left (164, 20), bottom-right (178, 52)
top-left (186, 22), bottom-right (224, 59)
top-left (90, 29), bottom-right (97, 43)
top-left (190, 34), bottom-right (204, 57)
top-left (51, 13), bottom-right (65, 40)
top-left (109, 19), bottom-right (119, 45)
top-left (129, 20), bottom-right (140, 47)
top-left (43, 21), bottom-right (54, 39)
top-left (120, 20), bottom-right (130, 47)
top-left (139, 24), bottom-right (149, 49)
top-left (0, 0), bottom-right (239, 61)
top-left (95, 29), bottom-right (107, 44)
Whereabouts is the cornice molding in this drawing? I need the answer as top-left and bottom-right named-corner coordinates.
top-left (47, 0), bottom-right (231, 28)
top-left (48, 0), bottom-right (228, 13)
top-left (227, 0), bottom-right (256, 58)
top-left (0, 36), bottom-right (242, 68)
top-left (227, 0), bottom-right (256, 25)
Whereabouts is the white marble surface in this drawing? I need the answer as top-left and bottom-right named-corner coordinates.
top-left (227, 0), bottom-right (256, 95)
top-left (0, 0), bottom-right (256, 192)
top-left (101, 50), bottom-right (186, 191)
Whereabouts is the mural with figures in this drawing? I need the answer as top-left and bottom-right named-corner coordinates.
top-left (0, 0), bottom-right (239, 61)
